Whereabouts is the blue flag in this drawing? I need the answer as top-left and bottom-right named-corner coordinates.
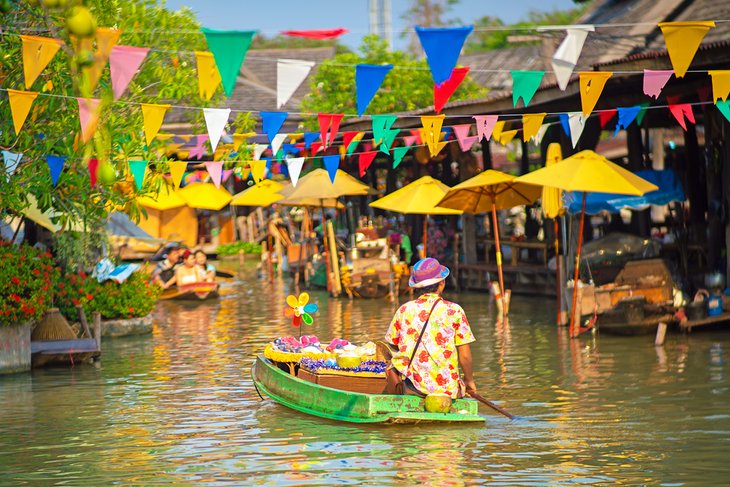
top-left (260, 111), bottom-right (288, 145)
top-left (614, 106), bottom-right (642, 136)
top-left (303, 132), bottom-right (320, 149)
top-left (46, 155), bottom-right (66, 186)
top-left (415, 26), bottom-right (473, 84)
top-left (323, 155), bottom-right (340, 183)
top-left (356, 64), bottom-right (393, 116)
top-left (559, 113), bottom-right (571, 137)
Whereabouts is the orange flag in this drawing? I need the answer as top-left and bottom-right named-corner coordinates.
top-left (709, 71), bottom-right (730, 102)
top-left (579, 72), bottom-right (612, 117)
top-left (8, 89), bottom-right (39, 135)
top-left (20, 35), bottom-right (63, 89)
top-left (141, 103), bottom-right (170, 146)
top-left (522, 113), bottom-right (546, 142)
top-left (658, 21), bottom-right (715, 78)
top-left (77, 98), bottom-right (101, 143)
top-left (84, 28), bottom-right (122, 91)
top-left (168, 161), bottom-right (187, 189)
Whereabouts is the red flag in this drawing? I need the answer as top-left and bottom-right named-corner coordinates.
top-left (359, 151), bottom-right (378, 177)
top-left (434, 67), bottom-right (470, 114)
top-left (310, 141), bottom-right (323, 154)
top-left (88, 158), bottom-right (99, 187)
top-left (342, 131), bottom-right (360, 149)
top-left (318, 113), bottom-right (344, 149)
top-left (599, 109), bottom-right (617, 129)
top-left (281, 28), bottom-right (348, 39)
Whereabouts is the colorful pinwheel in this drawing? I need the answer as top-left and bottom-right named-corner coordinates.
top-left (284, 292), bottom-right (319, 327)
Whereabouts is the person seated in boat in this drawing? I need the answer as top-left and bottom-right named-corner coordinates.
top-left (151, 245), bottom-right (182, 288)
top-left (166, 250), bottom-right (204, 288)
top-left (384, 257), bottom-right (477, 399)
top-left (194, 250), bottom-right (216, 282)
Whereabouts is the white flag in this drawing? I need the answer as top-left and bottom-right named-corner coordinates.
top-left (568, 111), bottom-right (586, 148)
top-left (203, 107), bottom-right (231, 152)
top-left (547, 26), bottom-right (594, 91)
top-left (277, 59), bottom-right (315, 109)
top-left (287, 157), bottom-right (305, 187)
top-left (271, 133), bottom-right (288, 156)
top-left (253, 143), bottom-right (268, 160)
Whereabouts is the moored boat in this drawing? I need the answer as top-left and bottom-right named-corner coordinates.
top-left (160, 282), bottom-right (220, 301)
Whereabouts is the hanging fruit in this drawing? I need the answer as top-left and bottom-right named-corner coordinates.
top-left (66, 6), bottom-right (96, 38)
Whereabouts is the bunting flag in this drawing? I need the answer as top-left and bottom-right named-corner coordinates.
top-left (533, 124), bottom-right (549, 145)
top-left (223, 169), bottom-right (234, 182)
top-left (169, 160), bottom-right (187, 189)
top-left (2, 151), bottom-right (23, 178)
top-left (599, 109), bottom-right (617, 128)
top-left (346, 132), bottom-right (365, 155)
top-left (252, 143), bottom-right (268, 160)
top-left (277, 59), bottom-right (315, 108)
top-left (709, 71), bottom-right (730, 102)
top-left (323, 154), bottom-right (340, 182)
top-left (141, 103), bottom-right (170, 146)
top-left (282, 28), bottom-right (348, 39)
top-left (511, 70), bottom-right (544, 107)
top-left (550, 26), bottom-right (594, 90)
top-left (403, 134), bottom-right (420, 147)
top-left (579, 72), bottom-right (612, 117)
top-left (356, 64), bottom-right (393, 116)
top-left (260, 111), bottom-right (288, 146)
top-left (205, 161), bottom-right (223, 188)
top-left (434, 66), bottom-right (470, 113)
top-left (84, 28), bottom-right (122, 91)
top-left (452, 124), bottom-right (478, 152)
top-left (636, 102), bottom-right (650, 126)
top-left (77, 98), bottom-right (101, 143)
top-left (358, 151), bottom-right (378, 177)
top-left (287, 157), bottom-right (305, 186)
top-left (45, 155), bottom-right (66, 186)
top-left (109, 45), bottom-right (149, 100)
top-left (189, 135), bottom-right (209, 160)
top-left (201, 28), bottom-right (255, 96)
top-left (303, 132), bottom-right (320, 149)
top-left (342, 131), bottom-right (360, 152)
top-left (371, 114), bottom-right (399, 154)
top-left (195, 51), bottom-right (222, 100)
top-left (559, 113), bottom-right (571, 136)
top-left (415, 26), bottom-right (473, 85)
top-left (567, 111), bottom-right (586, 148)
top-left (473, 114), bottom-right (499, 142)
top-left (658, 21), bottom-right (715, 78)
top-left (717, 100), bottom-right (730, 123)
top-left (522, 113), bottom-right (546, 142)
top-left (318, 113), bottom-right (344, 149)
top-left (251, 159), bottom-right (267, 183)
top-left (129, 160), bottom-right (148, 190)
top-left (492, 121), bottom-right (517, 145)
top-left (643, 70), bottom-right (673, 99)
top-left (271, 133), bottom-right (288, 156)
top-left (232, 132), bottom-right (254, 151)
top-left (420, 115), bottom-right (448, 156)
top-left (20, 35), bottom-right (63, 89)
top-left (203, 107), bottom-right (230, 152)
top-left (391, 146), bottom-right (410, 169)
top-left (668, 102), bottom-right (695, 131)
top-left (88, 158), bottom-right (99, 187)
top-left (7, 89), bottom-right (39, 135)
top-left (614, 106), bottom-right (642, 136)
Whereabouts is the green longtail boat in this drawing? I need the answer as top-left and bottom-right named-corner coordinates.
top-left (251, 355), bottom-right (485, 424)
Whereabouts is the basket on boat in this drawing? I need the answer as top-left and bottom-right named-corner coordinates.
top-left (263, 343), bottom-right (332, 363)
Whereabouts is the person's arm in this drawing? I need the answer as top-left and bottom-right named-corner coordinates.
top-left (163, 274), bottom-right (176, 289)
top-left (457, 343), bottom-right (477, 396)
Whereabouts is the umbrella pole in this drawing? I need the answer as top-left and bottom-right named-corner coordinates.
top-left (554, 218), bottom-right (561, 326)
top-left (321, 203), bottom-right (332, 294)
top-left (491, 202), bottom-right (507, 317)
top-left (422, 215), bottom-right (428, 258)
top-left (570, 193), bottom-right (587, 338)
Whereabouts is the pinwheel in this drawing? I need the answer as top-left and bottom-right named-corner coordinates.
top-left (284, 292), bottom-right (319, 327)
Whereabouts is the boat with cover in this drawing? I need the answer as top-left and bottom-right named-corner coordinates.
top-left (251, 354), bottom-right (484, 424)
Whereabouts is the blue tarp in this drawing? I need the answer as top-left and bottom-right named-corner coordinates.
top-left (564, 169), bottom-right (686, 215)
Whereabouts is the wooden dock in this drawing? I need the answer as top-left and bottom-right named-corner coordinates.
top-left (679, 311), bottom-right (730, 332)
top-left (453, 262), bottom-right (557, 296)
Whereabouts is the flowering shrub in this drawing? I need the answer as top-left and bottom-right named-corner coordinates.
top-left (0, 243), bottom-right (60, 326)
top-left (216, 241), bottom-right (262, 256)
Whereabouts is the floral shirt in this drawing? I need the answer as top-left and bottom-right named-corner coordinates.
top-left (385, 293), bottom-right (475, 398)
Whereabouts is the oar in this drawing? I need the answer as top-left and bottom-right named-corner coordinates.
top-left (468, 392), bottom-right (515, 420)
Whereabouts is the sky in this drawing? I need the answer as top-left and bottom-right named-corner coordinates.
top-left (163, 0), bottom-right (577, 50)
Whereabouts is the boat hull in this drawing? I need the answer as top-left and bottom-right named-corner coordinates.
top-left (160, 283), bottom-right (220, 301)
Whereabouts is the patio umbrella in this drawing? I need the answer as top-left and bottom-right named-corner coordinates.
top-left (437, 170), bottom-right (541, 314)
top-left (231, 179), bottom-right (284, 207)
top-left (178, 182), bottom-right (232, 211)
top-left (516, 150), bottom-right (658, 337)
top-left (137, 187), bottom-right (187, 211)
top-left (370, 176), bottom-right (461, 254)
top-left (541, 143), bottom-right (566, 325)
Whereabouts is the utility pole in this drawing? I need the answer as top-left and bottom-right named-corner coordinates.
top-left (369, 0), bottom-right (392, 50)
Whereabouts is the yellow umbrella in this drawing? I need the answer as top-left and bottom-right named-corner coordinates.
top-left (278, 195), bottom-right (344, 209)
top-left (541, 143), bottom-right (565, 325)
top-left (20, 195), bottom-right (60, 233)
top-left (516, 150), bottom-right (658, 337)
top-left (283, 168), bottom-right (370, 200)
top-left (231, 180), bottom-right (284, 207)
top-left (137, 187), bottom-right (187, 211)
top-left (178, 182), bottom-right (232, 211)
top-left (437, 170), bottom-right (541, 313)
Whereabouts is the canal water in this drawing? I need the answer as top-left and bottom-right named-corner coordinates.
top-left (1, 263), bottom-right (729, 485)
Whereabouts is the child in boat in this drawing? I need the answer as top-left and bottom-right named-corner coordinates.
top-left (166, 250), bottom-right (204, 288)
top-left (194, 250), bottom-right (216, 282)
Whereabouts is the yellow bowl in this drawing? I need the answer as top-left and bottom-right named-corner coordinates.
top-left (336, 355), bottom-right (362, 369)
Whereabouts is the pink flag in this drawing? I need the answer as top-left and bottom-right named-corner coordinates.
top-left (222, 169), bottom-right (234, 182)
top-left (668, 102), bottom-right (695, 131)
top-left (643, 70), bottom-right (673, 99)
top-left (109, 45), bottom-right (149, 100)
top-left (77, 98), bottom-right (101, 143)
top-left (403, 135), bottom-right (419, 147)
top-left (473, 115), bottom-right (498, 141)
top-left (452, 124), bottom-right (478, 152)
top-left (189, 134), bottom-right (209, 160)
top-left (205, 161), bottom-right (223, 188)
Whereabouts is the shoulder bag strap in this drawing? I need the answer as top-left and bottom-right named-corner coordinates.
top-left (403, 297), bottom-right (442, 375)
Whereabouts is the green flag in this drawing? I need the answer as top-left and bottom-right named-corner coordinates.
top-left (129, 160), bottom-right (147, 190)
top-left (391, 146), bottom-right (410, 169)
top-left (201, 28), bottom-right (255, 97)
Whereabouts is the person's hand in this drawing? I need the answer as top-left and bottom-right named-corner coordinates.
top-left (465, 381), bottom-right (477, 397)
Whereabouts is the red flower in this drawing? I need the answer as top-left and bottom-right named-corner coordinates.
top-left (58, 282), bottom-right (65, 289)
top-left (10, 294), bottom-right (20, 302)
top-left (435, 332), bottom-right (448, 347)
top-left (406, 327), bottom-right (416, 336)
top-left (412, 372), bottom-right (422, 383)
top-left (451, 372), bottom-right (459, 380)
top-left (33, 269), bottom-right (40, 276)
top-left (443, 350), bottom-right (453, 359)
top-left (72, 298), bottom-right (79, 306)
top-left (418, 310), bottom-right (429, 322)
top-left (11, 277), bottom-right (20, 285)
top-left (419, 350), bottom-right (429, 363)
top-left (86, 294), bottom-right (93, 301)
top-left (436, 374), bottom-right (448, 386)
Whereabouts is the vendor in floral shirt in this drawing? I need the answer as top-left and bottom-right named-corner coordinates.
top-left (384, 257), bottom-right (477, 399)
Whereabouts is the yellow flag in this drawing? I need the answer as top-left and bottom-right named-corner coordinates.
top-left (709, 71), bottom-right (730, 102)
top-left (492, 121), bottom-right (517, 145)
top-left (141, 103), bottom-right (170, 146)
top-left (659, 21), bottom-right (715, 78)
top-left (21, 35), bottom-right (63, 89)
top-left (232, 132), bottom-right (255, 151)
top-left (420, 115), bottom-right (448, 157)
top-left (579, 72), bottom-right (612, 117)
top-left (251, 159), bottom-right (266, 182)
top-left (7, 89), bottom-right (39, 135)
top-left (195, 51), bottom-right (222, 100)
top-left (168, 161), bottom-right (187, 189)
top-left (522, 113), bottom-right (546, 142)
top-left (84, 28), bottom-right (122, 91)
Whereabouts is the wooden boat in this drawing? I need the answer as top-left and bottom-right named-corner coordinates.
top-left (160, 282), bottom-right (219, 301)
top-left (597, 296), bottom-right (675, 335)
top-left (251, 354), bottom-right (484, 424)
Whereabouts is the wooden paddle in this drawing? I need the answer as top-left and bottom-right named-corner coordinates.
top-left (468, 392), bottom-right (515, 420)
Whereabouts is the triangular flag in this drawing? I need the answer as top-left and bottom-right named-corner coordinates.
top-left (492, 121), bottom-right (517, 145)
top-left (533, 124), bottom-right (549, 145)
top-left (358, 151), bottom-right (378, 177)
top-left (511, 70), bottom-right (544, 107)
top-left (599, 109), bottom-right (617, 128)
top-left (232, 132), bottom-right (254, 151)
top-left (109, 45), bottom-right (149, 100)
top-left (643, 70), bottom-right (673, 99)
top-left (203, 107), bottom-right (230, 152)
top-left (452, 124), bottom-right (478, 152)
top-left (84, 28), bottom-right (122, 91)
top-left (420, 115), bottom-right (448, 157)
top-left (205, 161), bottom-right (223, 188)
top-left (434, 66), bottom-right (470, 113)
top-left (20, 35), bottom-right (63, 89)
top-left (271, 133), bottom-right (287, 156)
top-left (7, 89), bottom-right (39, 135)
top-left (261, 111), bottom-right (288, 144)
top-left (567, 112), bottom-right (586, 148)
top-left (717, 100), bottom-right (730, 123)
top-left (201, 29), bottom-right (255, 96)
top-left (129, 160), bottom-right (148, 190)
top-left (223, 169), bottom-right (234, 182)
top-left (342, 131), bottom-right (360, 150)
top-left (195, 51), bottom-right (222, 100)
top-left (522, 113), bottom-right (546, 142)
top-left (550, 26), bottom-right (594, 90)
top-left (323, 154), bottom-right (340, 182)
top-left (288, 157), bottom-right (305, 186)
top-left (251, 159), bottom-right (267, 183)
top-left (141, 103), bottom-right (170, 146)
top-left (46, 155), bottom-right (66, 186)
top-left (559, 113), bottom-right (571, 136)
top-left (77, 98), bottom-right (101, 143)
top-left (303, 132), bottom-right (320, 149)
top-left (658, 21), bottom-right (715, 78)
top-left (347, 133), bottom-right (364, 156)
top-left (709, 71), bottom-right (730, 102)
top-left (391, 146), bottom-right (410, 169)
top-left (636, 102), bottom-right (650, 126)
top-left (613, 106), bottom-right (642, 136)
top-left (403, 135), bottom-right (419, 147)
top-left (88, 158), bottom-right (99, 187)
top-left (318, 113), bottom-right (344, 149)
top-left (3, 151), bottom-right (23, 178)
top-left (579, 72), bottom-right (612, 117)
top-left (169, 161), bottom-right (187, 189)
top-left (668, 102), bottom-right (695, 131)
top-left (473, 115), bottom-right (498, 142)
top-left (189, 135), bottom-right (209, 160)
top-left (355, 64), bottom-right (393, 116)
top-left (253, 143), bottom-right (268, 160)
top-left (277, 59), bottom-right (315, 108)
top-left (372, 115), bottom-right (399, 153)
top-left (415, 26), bottom-right (473, 84)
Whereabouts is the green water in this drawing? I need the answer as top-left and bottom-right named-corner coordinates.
top-left (1, 265), bottom-right (729, 485)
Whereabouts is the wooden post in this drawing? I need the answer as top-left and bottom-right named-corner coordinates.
top-left (327, 220), bottom-right (341, 297)
top-left (77, 305), bottom-right (91, 338)
top-left (570, 193), bottom-right (588, 338)
top-left (92, 311), bottom-right (101, 352)
top-left (655, 322), bottom-right (668, 346)
top-left (274, 229), bottom-right (283, 278)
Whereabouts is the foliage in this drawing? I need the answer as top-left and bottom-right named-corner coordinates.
top-left (0, 242), bottom-right (60, 326)
top-left (56, 270), bottom-right (161, 320)
top-left (300, 35), bottom-right (485, 127)
top-left (216, 241), bottom-right (262, 256)
top-left (400, 0), bottom-right (460, 53)
top-left (53, 227), bottom-right (108, 272)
